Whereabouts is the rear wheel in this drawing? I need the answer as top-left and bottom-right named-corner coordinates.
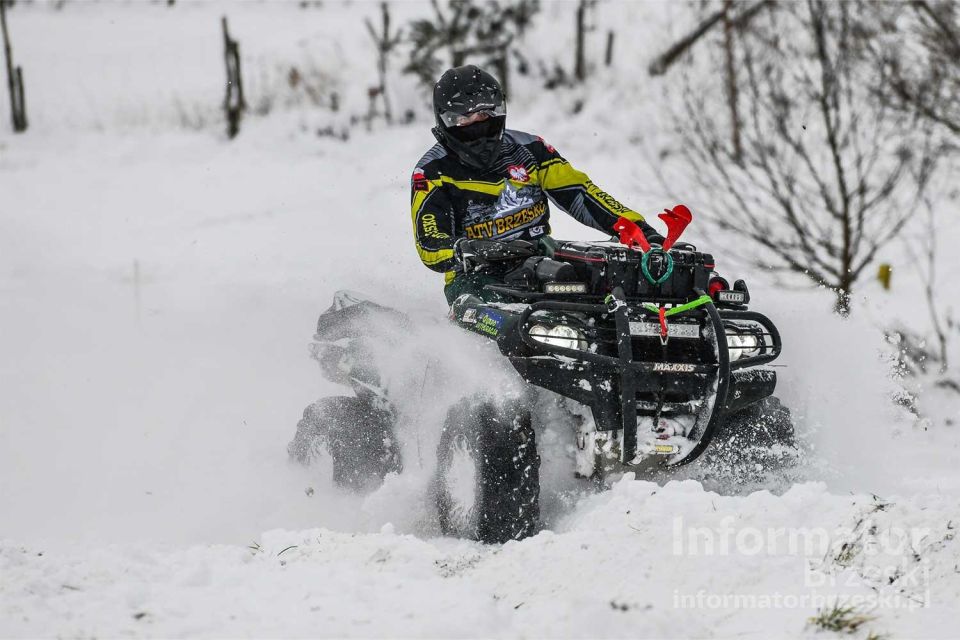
top-left (436, 399), bottom-right (540, 543)
top-left (288, 395), bottom-right (402, 491)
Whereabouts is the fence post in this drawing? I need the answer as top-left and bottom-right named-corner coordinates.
top-left (574, 0), bottom-right (586, 82)
top-left (1, 0), bottom-right (27, 132)
top-left (221, 16), bottom-right (245, 139)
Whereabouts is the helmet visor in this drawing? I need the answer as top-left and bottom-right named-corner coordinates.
top-left (439, 103), bottom-right (507, 128)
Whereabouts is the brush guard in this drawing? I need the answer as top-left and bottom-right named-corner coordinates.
top-left (513, 287), bottom-right (781, 466)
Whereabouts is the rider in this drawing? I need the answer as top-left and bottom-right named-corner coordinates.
top-left (411, 65), bottom-right (665, 305)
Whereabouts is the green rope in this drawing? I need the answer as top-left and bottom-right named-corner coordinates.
top-left (641, 294), bottom-right (712, 317)
top-left (640, 248), bottom-right (674, 286)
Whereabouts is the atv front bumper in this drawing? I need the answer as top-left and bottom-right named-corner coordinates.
top-left (459, 288), bottom-right (781, 466)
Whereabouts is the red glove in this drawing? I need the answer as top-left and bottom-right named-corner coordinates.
top-left (658, 205), bottom-right (693, 251)
top-left (613, 216), bottom-right (651, 252)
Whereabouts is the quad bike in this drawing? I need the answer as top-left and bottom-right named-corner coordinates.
top-left (289, 207), bottom-right (792, 543)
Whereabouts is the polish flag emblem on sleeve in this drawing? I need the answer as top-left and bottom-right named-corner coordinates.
top-left (412, 169), bottom-right (428, 191)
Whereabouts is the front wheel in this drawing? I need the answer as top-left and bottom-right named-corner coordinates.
top-left (694, 396), bottom-right (799, 484)
top-left (435, 399), bottom-right (540, 543)
top-left (719, 396), bottom-right (795, 448)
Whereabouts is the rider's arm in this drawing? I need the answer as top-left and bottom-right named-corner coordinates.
top-left (410, 167), bottom-right (457, 273)
top-left (531, 137), bottom-right (664, 244)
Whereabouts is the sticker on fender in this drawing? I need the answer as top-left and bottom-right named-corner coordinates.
top-left (629, 321), bottom-right (699, 338)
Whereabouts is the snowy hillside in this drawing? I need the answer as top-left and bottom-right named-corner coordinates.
top-left (1, 1), bottom-right (958, 638)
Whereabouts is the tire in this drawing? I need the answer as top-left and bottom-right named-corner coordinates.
top-left (721, 396), bottom-right (795, 448)
top-left (435, 399), bottom-right (540, 543)
top-left (694, 396), bottom-right (798, 485)
top-left (288, 395), bottom-right (402, 491)
top-left (287, 398), bottom-right (333, 465)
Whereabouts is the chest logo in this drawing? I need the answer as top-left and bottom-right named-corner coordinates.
top-left (507, 165), bottom-right (530, 183)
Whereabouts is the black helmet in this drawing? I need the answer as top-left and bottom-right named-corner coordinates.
top-left (432, 65), bottom-right (506, 170)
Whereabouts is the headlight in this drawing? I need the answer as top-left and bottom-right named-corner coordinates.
top-left (725, 326), bottom-right (762, 361)
top-left (529, 323), bottom-right (588, 351)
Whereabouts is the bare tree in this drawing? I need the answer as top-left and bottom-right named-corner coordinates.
top-left (365, 2), bottom-right (402, 125)
top-left (573, 0), bottom-right (596, 83)
top-left (1, 0), bottom-right (26, 132)
top-left (649, 0), bottom-right (772, 163)
top-left (868, 1), bottom-right (960, 142)
top-left (404, 0), bottom-right (539, 96)
top-left (905, 199), bottom-right (952, 372)
top-left (866, 2), bottom-right (957, 361)
top-left (672, 0), bottom-right (939, 315)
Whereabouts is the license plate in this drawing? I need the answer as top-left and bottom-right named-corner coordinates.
top-left (629, 321), bottom-right (700, 339)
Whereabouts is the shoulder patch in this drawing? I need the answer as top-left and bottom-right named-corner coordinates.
top-left (412, 168), bottom-right (429, 192)
top-left (536, 135), bottom-right (556, 153)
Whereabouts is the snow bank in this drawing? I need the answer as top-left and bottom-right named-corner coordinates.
top-left (3, 479), bottom-right (959, 638)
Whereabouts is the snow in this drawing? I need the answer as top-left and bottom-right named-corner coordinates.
top-left (3, 480), bottom-right (959, 638)
top-left (1, 1), bottom-right (958, 638)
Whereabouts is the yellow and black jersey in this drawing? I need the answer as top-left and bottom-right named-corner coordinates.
top-left (410, 129), bottom-right (662, 283)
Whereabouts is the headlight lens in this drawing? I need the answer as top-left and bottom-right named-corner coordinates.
top-left (529, 323), bottom-right (588, 351)
top-left (725, 325), bottom-right (762, 361)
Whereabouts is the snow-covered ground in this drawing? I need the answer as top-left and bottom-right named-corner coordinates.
top-left (1, 1), bottom-right (958, 638)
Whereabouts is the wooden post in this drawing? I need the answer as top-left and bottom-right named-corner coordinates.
top-left (14, 63), bottom-right (24, 129)
top-left (1, 0), bottom-right (26, 132)
top-left (221, 16), bottom-right (245, 139)
top-left (722, 0), bottom-right (742, 162)
top-left (378, 3), bottom-right (392, 124)
top-left (574, 0), bottom-right (586, 82)
top-left (494, 53), bottom-right (508, 98)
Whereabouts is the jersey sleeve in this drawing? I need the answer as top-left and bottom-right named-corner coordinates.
top-left (530, 137), bottom-right (663, 243)
top-left (410, 167), bottom-right (456, 273)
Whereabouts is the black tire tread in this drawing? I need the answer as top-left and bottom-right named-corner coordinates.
top-left (436, 399), bottom-right (540, 544)
top-left (289, 395), bottom-right (401, 491)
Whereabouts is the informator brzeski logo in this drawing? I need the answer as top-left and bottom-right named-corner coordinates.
top-left (507, 165), bottom-right (530, 183)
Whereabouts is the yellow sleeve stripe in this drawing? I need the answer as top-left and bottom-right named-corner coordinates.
top-left (538, 157), bottom-right (565, 170)
top-left (411, 179), bottom-right (443, 213)
top-left (537, 159), bottom-right (587, 190)
top-left (417, 246), bottom-right (454, 266)
top-left (540, 160), bottom-right (646, 222)
top-left (439, 175), bottom-right (504, 196)
top-left (616, 209), bottom-right (645, 222)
